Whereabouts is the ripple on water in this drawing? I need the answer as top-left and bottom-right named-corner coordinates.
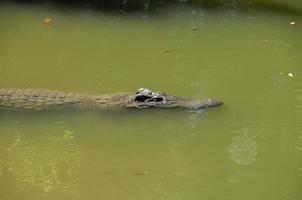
top-left (228, 130), bottom-right (259, 165)
top-left (227, 120), bottom-right (271, 166)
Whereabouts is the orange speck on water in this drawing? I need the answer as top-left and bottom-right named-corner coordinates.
top-left (42, 17), bottom-right (52, 24)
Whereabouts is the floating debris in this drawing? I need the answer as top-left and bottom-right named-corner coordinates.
top-left (135, 171), bottom-right (149, 175)
top-left (288, 73), bottom-right (294, 77)
top-left (192, 27), bottom-right (199, 31)
top-left (63, 130), bottom-right (74, 140)
top-left (42, 17), bottom-right (52, 25)
top-left (163, 49), bottom-right (175, 53)
top-left (279, 72), bottom-right (295, 77)
top-left (290, 21), bottom-right (296, 25)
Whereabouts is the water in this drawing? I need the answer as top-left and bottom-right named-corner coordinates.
top-left (0, 1), bottom-right (302, 200)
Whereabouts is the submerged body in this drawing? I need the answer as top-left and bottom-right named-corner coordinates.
top-left (0, 88), bottom-right (223, 110)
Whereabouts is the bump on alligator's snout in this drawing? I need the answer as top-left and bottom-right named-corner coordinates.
top-left (206, 98), bottom-right (223, 107)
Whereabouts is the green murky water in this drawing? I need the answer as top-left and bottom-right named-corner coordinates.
top-left (0, 1), bottom-right (302, 200)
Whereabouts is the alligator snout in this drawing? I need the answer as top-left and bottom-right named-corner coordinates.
top-left (183, 99), bottom-right (223, 110)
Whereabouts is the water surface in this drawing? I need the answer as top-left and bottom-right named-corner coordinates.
top-left (0, 2), bottom-right (302, 200)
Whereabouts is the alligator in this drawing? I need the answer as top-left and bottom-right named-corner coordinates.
top-left (0, 88), bottom-right (223, 111)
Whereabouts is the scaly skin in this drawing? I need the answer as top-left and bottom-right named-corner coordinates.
top-left (0, 88), bottom-right (223, 110)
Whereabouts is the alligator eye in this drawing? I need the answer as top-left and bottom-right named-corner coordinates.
top-left (153, 97), bottom-right (164, 102)
top-left (135, 95), bottom-right (150, 102)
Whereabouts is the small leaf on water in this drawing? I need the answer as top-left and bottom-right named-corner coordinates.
top-left (135, 171), bottom-right (149, 175)
top-left (42, 17), bottom-right (52, 25)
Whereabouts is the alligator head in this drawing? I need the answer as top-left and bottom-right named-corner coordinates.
top-left (125, 88), bottom-right (223, 110)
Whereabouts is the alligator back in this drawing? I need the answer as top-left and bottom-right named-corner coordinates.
top-left (0, 88), bottom-right (88, 110)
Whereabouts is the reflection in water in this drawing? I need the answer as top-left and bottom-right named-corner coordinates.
top-left (1, 130), bottom-right (81, 196)
top-left (187, 109), bottom-right (204, 129)
top-left (295, 89), bottom-right (302, 113)
top-left (221, 0), bottom-right (239, 22)
top-left (295, 132), bottom-right (302, 171)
